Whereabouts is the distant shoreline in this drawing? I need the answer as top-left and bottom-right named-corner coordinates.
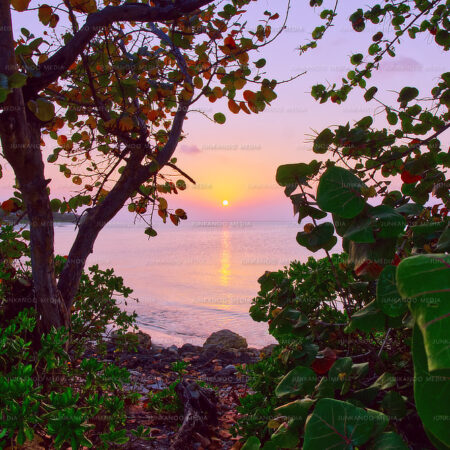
top-left (0, 210), bottom-right (79, 224)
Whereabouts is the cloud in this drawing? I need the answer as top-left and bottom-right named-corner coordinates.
top-left (379, 56), bottom-right (423, 74)
top-left (179, 144), bottom-right (201, 154)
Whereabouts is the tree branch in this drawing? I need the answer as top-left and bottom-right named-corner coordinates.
top-left (22, 0), bottom-right (214, 100)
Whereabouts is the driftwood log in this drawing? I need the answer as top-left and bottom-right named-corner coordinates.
top-left (170, 379), bottom-right (218, 450)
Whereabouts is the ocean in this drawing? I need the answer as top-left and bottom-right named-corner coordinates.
top-left (54, 220), bottom-right (312, 348)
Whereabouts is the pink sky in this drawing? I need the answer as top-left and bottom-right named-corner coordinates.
top-left (2, 0), bottom-right (448, 222)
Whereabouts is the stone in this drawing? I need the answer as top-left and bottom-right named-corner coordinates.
top-left (161, 345), bottom-right (179, 358)
top-left (179, 343), bottom-right (202, 354)
top-left (203, 329), bottom-right (248, 350)
top-left (218, 364), bottom-right (237, 377)
top-left (136, 330), bottom-right (152, 349)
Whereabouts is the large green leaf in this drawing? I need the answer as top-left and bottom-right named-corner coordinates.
top-left (411, 222), bottom-right (447, 247)
top-left (275, 366), bottom-right (317, 398)
top-left (296, 222), bottom-right (337, 252)
top-left (395, 202), bottom-right (423, 216)
top-left (270, 424), bottom-right (299, 448)
top-left (344, 216), bottom-right (375, 243)
top-left (241, 436), bottom-right (261, 450)
top-left (369, 205), bottom-right (406, 239)
top-left (345, 300), bottom-right (386, 333)
top-left (317, 166), bottom-right (366, 218)
top-left (274, 398), bottom-right (315, 419)
top-left (371, 372), bottom-right (396, 390)
top-left (397, 254), bottom-right (450, 373)
top-left (412, 325), bottom-right (450, 446)
top-left (368, 432), bottom-right (409, 449)
top-left (436, 225), bottom-right (450, 252)
top-left (303, 398), bottom-right (388, 449)
top-left (328, 357), bottom-right (353, 389)
top-left (376, 265), bottom-right (408, 318)
top-left (276, 160), bottom-right (321, 187)
top-left (333, 214), bottom-right (352, 237)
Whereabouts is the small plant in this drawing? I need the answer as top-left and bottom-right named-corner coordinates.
top-left (145, 360), bottom-right (189, 415)
top-left (145, 382), bottom-right (183, 414)
top-left (171, 360), bottom-right (188, 380)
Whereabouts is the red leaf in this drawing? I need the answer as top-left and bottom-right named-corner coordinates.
top-left (355, 260), bottom-right (383, 277)
top-left (1, 199), bottom-right (20, 213)
top-left (311, 347), bottom-right (337, 375)
top-left (224, 36), bottom-right (237, 49)
top-left (401, 170), bottom-right (422, 184)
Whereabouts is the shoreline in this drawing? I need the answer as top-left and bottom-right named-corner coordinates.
top-left (92, 329), bottom-right (275, 449)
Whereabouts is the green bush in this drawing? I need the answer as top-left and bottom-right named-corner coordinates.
top-left (239, 1), bottom-right (449, 448)
top-left (0, 225), bottom-right (150, 449)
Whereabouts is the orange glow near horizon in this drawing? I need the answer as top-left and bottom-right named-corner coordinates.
top-left (222, 200), bottom-right (229, 207)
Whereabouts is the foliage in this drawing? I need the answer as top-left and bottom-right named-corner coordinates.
top-left (0, 224), bottom-right (149, 449)
top-left (0, 307), bottom-right (146, 449)
top-left (145, 381), bottom-right (183, 415)
top-left (144, 361), bottom-right (188, 415)
top-left (239, 0), bottom-right (450, 448)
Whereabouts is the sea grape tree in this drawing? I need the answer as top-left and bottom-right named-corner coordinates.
top-left (0, 0), bottom-right (283, 333)
top-left (240, 1), bottom-right (450, 448)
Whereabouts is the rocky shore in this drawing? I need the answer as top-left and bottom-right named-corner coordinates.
top-left (86, 329), bottom-right (276, 450)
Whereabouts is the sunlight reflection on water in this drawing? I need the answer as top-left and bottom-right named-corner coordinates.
top-left (220, 228), bottom-right (231, 286)
top-left (54, 221), bottom-right (317, 347)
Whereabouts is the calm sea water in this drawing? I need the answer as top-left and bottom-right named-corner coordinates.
top-left (54, 220), bottom-right (312, 348)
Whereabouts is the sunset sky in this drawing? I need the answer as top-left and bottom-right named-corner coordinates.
top-left (3, 0), bottom-right (448, 222)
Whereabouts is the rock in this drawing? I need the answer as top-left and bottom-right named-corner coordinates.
top-left (161, 345), bottom-right (179, 358)
top-left (136, 330), bottom-right (152, 349)
top-left (223, 364), bottom-right (237, 373)
top-left (149, 380), bottom-right (166, 390)
top-left (180, 343), bottom-right (202, 355)
top-left (203, 330), bottom-right (247, 350)
top-left (128, 370), bottom-right (141, 377)
top-left (218, 364), bottom-right (237, 378)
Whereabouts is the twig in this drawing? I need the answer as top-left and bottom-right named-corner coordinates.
top-left (378, 328), bottom-right (391, 357)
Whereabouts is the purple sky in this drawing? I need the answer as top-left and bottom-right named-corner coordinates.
top-left (3, 0), bottom-right (448, 223)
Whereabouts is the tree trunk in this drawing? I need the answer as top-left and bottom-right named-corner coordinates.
top-left (0, 2), bottom-right (69, 334)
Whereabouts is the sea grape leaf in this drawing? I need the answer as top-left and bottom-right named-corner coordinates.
top-left (344, 215), bottom-right (375, 243)
top-left (369, 205), bottom-right (406, 239)
top-left (270, 425), bottom-right (299, 448)
top-left (436, 225), bottom-right (450, 252)
top-left (395, 202), bottom-right (423, 216)
top-left (376, 265), bottom-right (408, 318)
top-left (275, 366), bottom-right (317, 398)
top-left (412, 325), bottom-right (450, 446)
top-left (313, 128), bottom-right (334, 154)
top-left (303, 398), bottom-right (388, 449)
top-left (345, 300), bottom-right (386, 333)
top-left (328, 357), bottom-right (353, 389)
top-left (369, 432), bottom-right (409, 449)
top-left (276, 160), bottom-right (321, 187)
top-left (274, 398), bottom-right (315, 419)
top-left (317, 166), bottom-right (366, 218)
top-left (296, 222), bottom-right (337, 252)
top-left (397, 254), bottom-right (450, 373)
top-left (381, 391), bottom-right (406, 418)
top-left (241, 436), bottom-right (261, 450)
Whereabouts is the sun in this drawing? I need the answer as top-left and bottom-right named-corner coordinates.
top-left (222, 199), bottom-right (229, 207)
